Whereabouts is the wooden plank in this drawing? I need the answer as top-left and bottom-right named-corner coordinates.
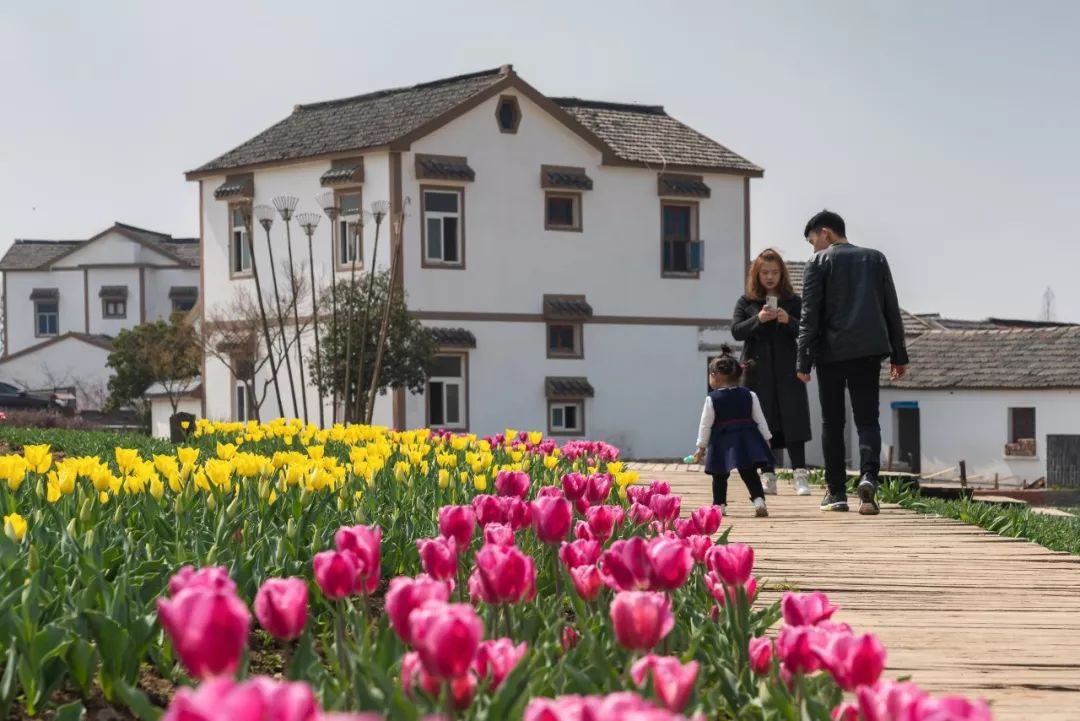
top-left (647, 469), bottom-right (1080, 721)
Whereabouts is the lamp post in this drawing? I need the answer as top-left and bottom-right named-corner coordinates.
top-left (273, 195), bottom-right (308, 425)
top-left (254, 204), bottom-right (299, 418)
top-left (365, 199), bottom-right (410, 424)
top-left (296, 212), bottom-right (324, 428)
top-left (316, 191), bottom-right (344, 425)
top-left (241, 205), bottom-right (284, 419)
top-left (350, 200), bottom-right (388, 424)
top-left (340, 213), bottom-right (365, 423)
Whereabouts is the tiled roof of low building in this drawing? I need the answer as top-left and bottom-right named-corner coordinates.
top-left (545, 377), bottom-right (595, 399)
top-left (1, 222), bottom-right (199, 270)
top-left (882, 327), bottom-right (1080, 389)
top-left (428, 327), bottom-right (477, 348)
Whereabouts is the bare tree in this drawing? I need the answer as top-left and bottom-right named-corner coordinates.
top-left (198, 271), bottom-right (310, 423)
top-left (1041, 286), bottom-right (1056, 322)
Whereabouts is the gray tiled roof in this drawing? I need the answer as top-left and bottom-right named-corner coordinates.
top-left (882, 327), bottom-right (1080, 389)
top-left (543, 296), bottom-right (593, 319)
top-left (428, 327), bottom-right (476, 348)
top-left (192, 68), bottom-right (507, 174)
top-left (785, 260), bottom-right (929, 337)
top-left (545, 377), bottom-right (595, 399)
top-left (542, 167), bottom-right (593, 190)
top-left (1, 222), bottom-right (199, 270)
top-left (552, 98), bottom-right (762, 175)
top-left (189, 66), bottom-right (762, 177)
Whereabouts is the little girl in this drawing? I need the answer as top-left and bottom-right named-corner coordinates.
top-left (691, 346), bottom-right (775, 517)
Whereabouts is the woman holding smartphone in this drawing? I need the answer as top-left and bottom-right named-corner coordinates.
top-left (731, 248), bottom-right (813, 496)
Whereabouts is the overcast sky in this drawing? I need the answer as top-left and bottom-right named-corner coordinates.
top-left (2, 1), bottom-right (1078, 320)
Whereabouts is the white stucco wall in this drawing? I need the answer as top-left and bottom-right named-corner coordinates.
top-left (85, 267), bottom-right (142, 336)
top-left (5, 270), bottom-right (84, 354)
top-left (149, 396), bottom-right (203, 439)
top-left (56, 231), bottom-right (175, 267)
top-left (0, 337), bottom-right (113, 409)
top-left (878, 387), bottom-right (1080, 484)
top-left (145, 267), bottom-right (202, 321)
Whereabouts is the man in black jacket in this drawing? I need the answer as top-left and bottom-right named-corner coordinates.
top-left (796, 210), bottom-right (908, 515)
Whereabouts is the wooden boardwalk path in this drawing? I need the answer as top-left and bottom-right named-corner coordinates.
top-left (647, 468), bottom-right (1080, 721)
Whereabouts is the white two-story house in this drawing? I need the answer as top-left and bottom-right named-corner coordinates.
top-left (0, 223), bottom-right (200, 410)
top-left (187, 65), bottom-right (762, 458)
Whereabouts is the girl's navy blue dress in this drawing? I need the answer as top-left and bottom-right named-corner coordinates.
top-left (704, 387), bottom-right (774, 476)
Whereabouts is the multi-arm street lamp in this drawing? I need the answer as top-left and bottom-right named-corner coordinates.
top-left (296, 212), bottom-right (325, 428)
top-left (240, 205), bottom-right (284, 419)
top-left (272, 195), bottom-right (309, 425)
top-left (364, 199), bottom-right (410, 424)
top-left (340, 212), bottom-right (366, 423)
top-left (350, 200), bottom-right (389, 424)
top-left (254, 204), bottom-right (299, 418)
top-left (315, 192), bottom-right (342, 425)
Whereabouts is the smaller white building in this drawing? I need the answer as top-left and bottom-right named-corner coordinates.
top-left (879, 327), bottom-right (1080, 486)
top-left (0, 222), bottom-right (200, 410)
top-left (144, 377), bottom-right (202, 440)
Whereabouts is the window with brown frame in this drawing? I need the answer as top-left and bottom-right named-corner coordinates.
top-left (230, 204), bottom-right (252, 276)
top-left (545, 192), bottom-right (582, 231)
top-left (661, 201), bottom-right (704, 276)
top-left (336, 190), bottom-right (363, 269)
top-left (496, 95), bottom-right (521, 133)
top-left (547, 323), bottom-right (582, 358)
top-left (427, 353), bottom-right (468, 429)
top-left (34, 300), bottom-right (59, 337)
top-left (103, 299), bottom-right (127, 319)
top-left (548, 400), bottom-right (584, 435)
top-left (422, 187), bottom-right (464, 267)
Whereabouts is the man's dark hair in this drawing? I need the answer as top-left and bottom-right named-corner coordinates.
top-left (804, 210), bottom-right (846, 239)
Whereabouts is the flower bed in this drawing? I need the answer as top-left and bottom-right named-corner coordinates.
top-left (0, 419), bottom-right (991, 720)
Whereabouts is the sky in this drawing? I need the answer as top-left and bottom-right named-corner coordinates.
top-left (2, 0), bottom-right (1078, 321)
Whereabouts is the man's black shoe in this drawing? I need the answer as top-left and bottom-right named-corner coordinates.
top-left (820, 492), bottom-right (849, 512)
top-left (858, 475), bottom-right (880, 515)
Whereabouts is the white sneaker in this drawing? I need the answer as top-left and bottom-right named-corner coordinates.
top-left (753, 497), bottom-right (769, 517)
top-left (762, 472), bottom-right (778, 495)
top-left (794, 469), bottom-right (811, 496)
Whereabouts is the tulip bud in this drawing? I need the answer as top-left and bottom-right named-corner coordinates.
top-left (112, 506), bottom-right (123, 526)
top-left (83, 528), bottom-right (95, 550)
top-left (174, 494), bottom-right (185, 516)
top-left (286, 518), bottom-right (297, 540)
top-left (66, 518), bottom-right (78, 539)
top-left (257, 478), bottom-right (270, 501)
top-left (33, 509), bottom-right (44, 525)
top-left (206, 494), bottom-right (217, 511)
top-left (35, 478), bottom-right (44, 499)
top-left (206, 544), bottom-right (218, 565)
top-left (79, 498), bottom-right (93, 524)
top-left (28, 544), bottom-right (40, 572)
top-left (226, 493), bottom-right (240, 520)
top-left (275, 537), bottom-right (287, 564)
top-left (336, 496), bottom-right (346, 513)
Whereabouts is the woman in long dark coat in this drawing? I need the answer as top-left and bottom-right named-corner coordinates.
top-left (731, 248), bottom-right (812, 496)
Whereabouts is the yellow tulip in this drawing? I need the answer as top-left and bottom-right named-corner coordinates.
top-left (510, 451), bottom-right (524, 463)
top-left (168, 473), bottom-right (183, 493)
top-left (608, 462), bottom-right (624, 474)
top-left (394, 461), bottom-right (410, 482)
top-left (4, 457), bottom-right (28, 491)
top-left (306, 445), bottom-right (325, 461)
top-left (176, 447), bottom-right (200, 467)
top-left (150, 476), bottom-right (165, 500)
top-left (180, 420), bottom-right (190, 430)
top-left (216, 443), bottom-right (237, 460)
top-left (474, 474), bottom-right (488, 492)
top-left (543, 455), bottom-right (559, 471)
top-left (438, 469), bottom-right (450, 489)
top-left (204, 459), bottom-right (233, 489)
top-left (3, 512), bottom-right (27, 541)
top-left (22, 445), bottom-right (52, 475)
top-left (194, 470), bottom-right (210, 492)
top-left (98, 491), bottom-right (109, 505)
top-left (46, 479), bottom-right (61, 503)
top-left (114, 448), bottom-right (140, 475)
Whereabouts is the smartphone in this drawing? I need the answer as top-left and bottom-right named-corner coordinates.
top-left (766, 295), bottom-right (778, 311)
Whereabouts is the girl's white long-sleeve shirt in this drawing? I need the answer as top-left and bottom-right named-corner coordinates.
top-left (696, 390), bottom-right (773, 449)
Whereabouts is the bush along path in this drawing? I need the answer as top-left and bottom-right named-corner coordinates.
top-left (0, 418), bottom-right (992, 720)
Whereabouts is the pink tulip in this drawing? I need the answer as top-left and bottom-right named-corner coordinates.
top-left (561, 472), bottom-right (588, 501)
top-left (569, 565), bottom-right (602, 601)
top-left (495, 470), bottom-right (531, 498)
top-left (748, 637), bottom-right (773, 675)
top-left (157, 588), bottom-right (251, 679)
top-left (628, 502), bottom-right (655, 525)
top-left (915, 696), bottom-right (993, 721)
top-left (162, 677), bottom-right (319, 721)
top-left (585, 505), bottom-right (624, 543)
top-left (626, 485), bottom-right (652, 507)
top-left (831, 703), bottom-right (859, 721)
top-left (254, 577), bottom-right (308, 641)
top-left (503, 497), bottom-right (534, 531)
top-left (630, 655), bottom-right (699, 712)
top-left (385, 575), bottom-right (451, 645)
top-left (776, 625), bottom-right (821, 675)
top-left (334, 525), bottom-right (381, 594)
top-left (691, 505), bottom-right (723, 535)
top-left (168, 566), bottom-right (236, 597)
top-left (574, 520), bottom-right (596, 541)
top-left (438, 506), bottom-right (476, 548)
top-left (650, 480), bottom-right (671, 496)
top-left (483, 523), bottom-right (515, 546)
top-left (649, 493), bottom-right (681, 525)
top-left (646, 538), bottom-right (694, 591)
top-left (473, 638), bottom-right (527, 690)
top-left (417, 537), bottom-right (458, 582)
top-left (706, 573), bottom-right (759, 609)
top-left (473, 544), bottom-right (536, 604)
top-left (559, 539), bottom-right (602, 569)
top-left (600, 537), bottom-right (653, 592)
top-left (781, 591), bottom-right (838, 627)
top-left (672, 518), bottom-right (696, 539)
top-left (408, 601), bottom-right (484, 680)
top-left (685, 535), bottom-right (712, 564)
top-left (561, 626), bottom-right (579, 651)
top-left (312, 550), bottom-right (360, 600)
top-left (706, 543), bottom-right (754, 588)
top-left (813, 632), bottom-right (887, 691)
top-left (532, 495), bottom-right (573, 544)
top-left (856, 681), bottom-right (929, 721)
top-left (404, 650), bottom-right (475, 708)
top-left (537, 485), bottom-right (564, 499)
top-left (585, 473), bottom-right (613, 504)
top-left (472, 495), bottom-right (505, 526)
top-left (610, 591), bottom-right (674, 651)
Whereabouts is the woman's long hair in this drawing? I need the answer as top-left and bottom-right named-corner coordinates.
top-left (746, 248), bottom-right (796, 300)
